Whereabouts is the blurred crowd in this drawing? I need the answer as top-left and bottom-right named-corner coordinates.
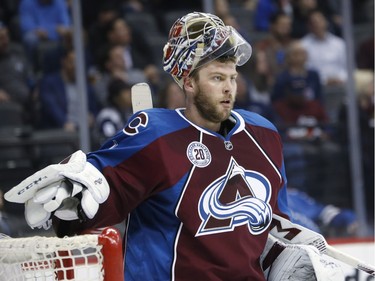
top-left (0, 0), bottom-right (373, 238)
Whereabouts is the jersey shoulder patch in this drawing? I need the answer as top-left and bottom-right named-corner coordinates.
top-left (124, 108), bottom-right (189, 137)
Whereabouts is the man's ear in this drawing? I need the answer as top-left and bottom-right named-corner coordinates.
top-left (183, 76), bottom-right (194, 92)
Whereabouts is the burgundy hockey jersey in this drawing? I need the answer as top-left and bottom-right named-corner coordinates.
top-left (84, 108), bottom-right (289, 281)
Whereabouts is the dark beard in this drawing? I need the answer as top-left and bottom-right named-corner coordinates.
top-left (194, 84), bottom-right (231, 123)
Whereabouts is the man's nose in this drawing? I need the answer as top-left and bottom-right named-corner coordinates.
top-left (223, 79), bottom-right (234, 94)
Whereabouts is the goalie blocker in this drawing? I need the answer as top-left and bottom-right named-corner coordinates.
top-left (4, 82), bottom-right (154, 229)
top-left (4, 82), bottom-right (153, 228)
top-left (4, 150), bottom-right (110, 229)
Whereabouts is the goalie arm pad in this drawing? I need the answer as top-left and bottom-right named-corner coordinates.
top-left (261, 234), bottom-right (344, 281)
top-left (4, 150), bottom-right (110, 229)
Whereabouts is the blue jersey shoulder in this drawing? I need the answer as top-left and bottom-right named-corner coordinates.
top-left (100, 108), bottom-right (188, 149)
top-left (234, 109), bottom-right (278, 132)
top-left (89, 108), bottom-right (189, 168)
top-left (136, 108), bottom-right (188, 133)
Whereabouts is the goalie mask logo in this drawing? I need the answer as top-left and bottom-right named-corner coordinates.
top-left (196, 157), bottom-right (272, 236)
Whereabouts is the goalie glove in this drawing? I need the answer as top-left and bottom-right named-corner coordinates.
top-left (261, 234), bottom-right (344, 281)
top-left (4, 150), bottom-right (110, 229)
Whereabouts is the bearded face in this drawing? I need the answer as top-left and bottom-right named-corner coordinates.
top-left (194, 83), bottom-right (233, 123)
top-left (189, 60), bottom-right (238, 126)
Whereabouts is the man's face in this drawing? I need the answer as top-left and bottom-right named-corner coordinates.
top-left (272, 15), bottom-right (292, 39)
top-left (309, 12), bottom-right (327, 36)
top-left (110, 19), bottom-right (131, 46)
top-left (108, 45), bottom-right (126, 70)
top-left (287, 43), bottom-right (307, 67)
top-left (189, 60), bottom-right (238, 124)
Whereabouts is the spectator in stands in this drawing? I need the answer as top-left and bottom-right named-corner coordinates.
top-left (96, 79), bottom-right (132, 140)
top-left (97, 17), bottom-right (160, 90)
top-left (300, 10), bottom-right (347, 87)
top-left (338, 70), bottom-right (374, 223)
top-left (18, 0), bottom-right (72, 71)
top-left (291, 0), bottom-right (342, 39)
top-left (220, 13), bottom-right (251, 44)
top-left (235, 71), bottom-right (275, 122)
top-left (271, 41), bottom-right (329, 141)
top-left (80, 0), bottom-right (125, 29)
top-left (254, 0), bottom-right (276, 31)
top-left (92, 44), bottom-right (145, 108)
top-left (254, 12), bottom-right (293, 91)
top-left (86, 2), bottom-right (120, 66)
top-left (157, 79), bottom-right (185, 110)
top-left (272, 40), bottom-right (342, 200)
top-left (290, 0), bottom-right (317, 39)
top-left (272, 40), bottom-right (323, 104)
top-left (122, 0), bottom-right (145, 14)
top-left (0, 22), bottom-right (33, 107)
top-left (254, 0), bottom-right (294, 30)
top-left (233, 71), bottom-right (251, 110)
top-left (213, 0), bottom-right (231, 19)
top-left (100, 17), bottom-right (153, 70)
top-left (37, 48), bottom-right (97, 132)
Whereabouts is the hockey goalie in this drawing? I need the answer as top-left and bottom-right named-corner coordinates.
top-left (4, 10), bottom-right (373, 281)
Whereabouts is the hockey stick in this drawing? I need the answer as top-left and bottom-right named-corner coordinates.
top-left (131, 82), bottom-right (153, 113)
top-left (270, 214), bottom-right (375, 276)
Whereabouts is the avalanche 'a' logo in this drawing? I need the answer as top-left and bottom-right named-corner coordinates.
top-left (196, 157), bottom-right (272, 236)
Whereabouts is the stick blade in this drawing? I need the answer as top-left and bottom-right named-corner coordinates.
top-left (131, 83), bottom-right (153, 113)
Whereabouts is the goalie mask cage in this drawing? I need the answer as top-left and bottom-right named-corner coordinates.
top-left (0, 227), bottom-right (124, 281)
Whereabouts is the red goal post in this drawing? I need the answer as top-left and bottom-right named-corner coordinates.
top-left (0, 227), bottom-right (124, 281)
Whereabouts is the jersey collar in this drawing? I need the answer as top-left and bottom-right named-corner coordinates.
top-left (175, 108), bottom-right (246, 138)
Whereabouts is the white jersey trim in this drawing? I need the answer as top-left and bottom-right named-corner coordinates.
top-left (175, 108), bottom-right (245, 136)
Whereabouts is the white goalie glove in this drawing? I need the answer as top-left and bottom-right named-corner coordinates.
top-left (261, 234), bottom-right (344, 281)
top-left (4, 150), bottom-right (110, 229)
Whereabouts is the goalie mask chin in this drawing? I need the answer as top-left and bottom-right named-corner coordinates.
top-left (162, 11), bottom-right (252, 88)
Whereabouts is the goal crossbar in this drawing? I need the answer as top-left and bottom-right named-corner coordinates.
top-left (0, 227), bottom-right (124, 281)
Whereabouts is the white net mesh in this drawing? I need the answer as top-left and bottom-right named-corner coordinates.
top-left (0, 234), bottom-right (104, 281)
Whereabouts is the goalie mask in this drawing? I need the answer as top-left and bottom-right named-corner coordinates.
top-left (163, 12), bottom-right (252, 88)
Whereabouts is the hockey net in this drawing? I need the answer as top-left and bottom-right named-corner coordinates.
top-left (0, 227), bottom-right (124, 281)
